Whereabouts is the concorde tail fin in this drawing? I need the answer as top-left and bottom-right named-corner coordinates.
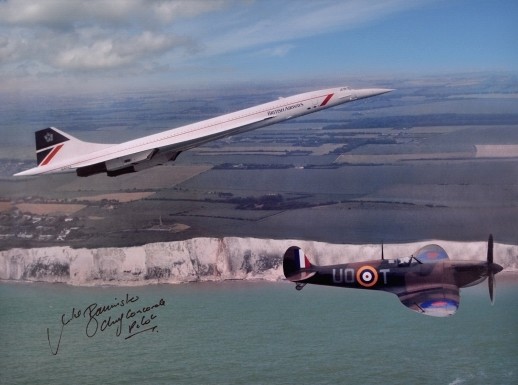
top-left (34, 127), bottom-right (111, 168)
top-left (35, 127), bottom-right (71, 166)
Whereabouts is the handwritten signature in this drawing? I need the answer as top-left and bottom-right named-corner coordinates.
top-left (47, 293), bottom-right (166, 355)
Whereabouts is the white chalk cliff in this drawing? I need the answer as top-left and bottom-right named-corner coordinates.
top-left (0, 237), bottom-right (516, 285)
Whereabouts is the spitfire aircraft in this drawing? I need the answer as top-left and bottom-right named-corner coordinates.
top-left (283, 235), bottom-right (503, 316)
top-left (14, 86), bottom-right (391, 178)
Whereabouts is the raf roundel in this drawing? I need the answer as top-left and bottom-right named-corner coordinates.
top-left (356, 266), bottom-right (378, 287)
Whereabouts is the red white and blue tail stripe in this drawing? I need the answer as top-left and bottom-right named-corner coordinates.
top-left (35, 128), bottom-right (70, 166)
top-left (283, 246), bottom-right (316, 282)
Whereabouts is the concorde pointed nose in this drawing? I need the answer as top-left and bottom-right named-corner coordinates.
top-left (355, 88), bottom-right (394, 99)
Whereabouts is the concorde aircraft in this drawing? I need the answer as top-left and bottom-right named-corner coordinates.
top-left (283, 235), bottom-right (503, 316)
top-left (14, 86), bottom-right (391, 178)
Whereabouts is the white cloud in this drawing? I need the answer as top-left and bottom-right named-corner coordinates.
top-left (255, 44), bottom-right (295, 58)
top-left (55, 40), bottom-right (127, 70)
top-left (0, 0), bottom-right (215, 75)
top-left (0, 0), bottom-right (226, 28)
top-left (0, 0), bottom-right (423, 90)
top-left (53, 31), bottom-right (195, 70)
top-left (0, 1), bottom-right (132, 28)
top-left (200, 0), bottom-right (417, 57)
top-left (151, 0), bottom-right (228, 23)
top-left (0, 35), bottom-right (23, 62)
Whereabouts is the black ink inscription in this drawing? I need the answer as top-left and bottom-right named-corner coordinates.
top-left (47, 293), bottom-right (166, 355)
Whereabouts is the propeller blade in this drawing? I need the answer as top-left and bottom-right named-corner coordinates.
top-left (488, 273), bottom-right (495, 305)
top-left (487, 234), bottom-right (499, 305)
top-left (488, 233), bottom-right (493, 265)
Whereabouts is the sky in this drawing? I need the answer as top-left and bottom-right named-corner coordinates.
top-left (1, 0), bottom-right (517, 93)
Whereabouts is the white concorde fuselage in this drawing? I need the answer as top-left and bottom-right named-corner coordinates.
top-left (15, 86), bottom-right (392, 177)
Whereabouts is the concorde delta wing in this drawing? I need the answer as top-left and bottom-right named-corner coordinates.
top-left (76, 114), bottom-right (276, 177)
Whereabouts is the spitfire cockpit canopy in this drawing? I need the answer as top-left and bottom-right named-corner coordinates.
top-left (414, 244), bottom-right (449, 263)
top-left (394, 244), bottom-right (449, 266)
top-left (396, 256), bottom-right (421, 267)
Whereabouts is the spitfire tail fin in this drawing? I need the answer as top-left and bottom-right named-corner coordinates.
top-left (283, 246), bottom-right (317, 283)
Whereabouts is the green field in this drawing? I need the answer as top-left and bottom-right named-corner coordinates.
top-left (1, 74), bottom-right (517, 249)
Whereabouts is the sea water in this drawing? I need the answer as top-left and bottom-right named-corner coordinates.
top-left (1, 278), bottom-right (517, 385)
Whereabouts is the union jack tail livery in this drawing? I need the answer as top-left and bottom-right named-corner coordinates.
top-left (35, 127), bottom-right (111, 168)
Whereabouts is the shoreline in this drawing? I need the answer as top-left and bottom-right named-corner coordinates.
top-left (1, 271), bottom-right (518, 288)
top-left (1, 236), bottom-right (517, 286)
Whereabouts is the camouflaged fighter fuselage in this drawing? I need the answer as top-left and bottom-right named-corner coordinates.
top-left (283, 235), bottom-right (503, 317)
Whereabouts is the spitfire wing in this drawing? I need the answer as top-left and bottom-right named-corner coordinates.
top-left (397, 284), bottom-right (459, 317)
